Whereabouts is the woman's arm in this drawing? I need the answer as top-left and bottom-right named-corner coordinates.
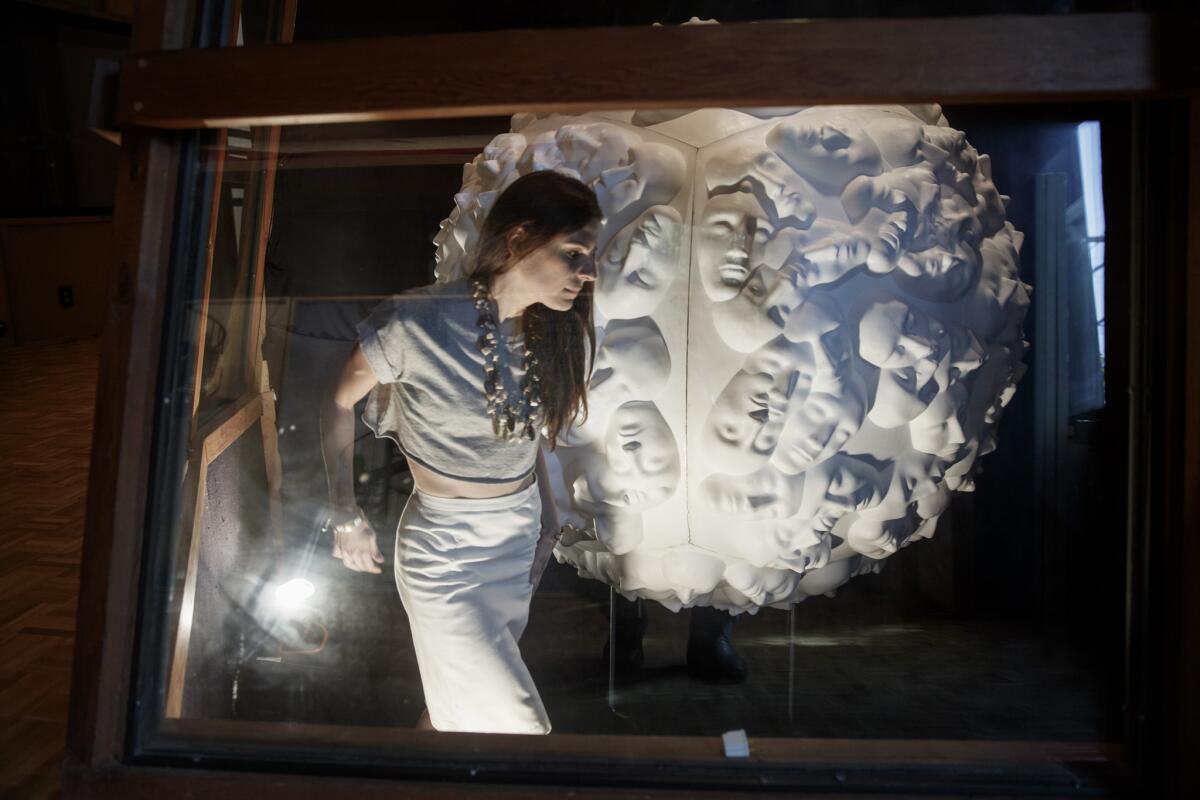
top-left (529, 443), bottom-right (563, 586)
top-left (320, 344), bottom-right (385, 573)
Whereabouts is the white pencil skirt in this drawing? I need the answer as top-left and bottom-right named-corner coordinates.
top-left (394, 482), bottom-right (551, 734)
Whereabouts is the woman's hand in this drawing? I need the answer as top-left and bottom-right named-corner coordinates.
top-left (332, 516), bottom-right (385, 574)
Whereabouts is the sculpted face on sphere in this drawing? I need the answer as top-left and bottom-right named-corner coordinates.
top-left (840, 164), bottom-right (939, 271)
top-left (797, 454), bottom-right (887, 533)
top-left (711, 263), bottom-right (805, 353)
top-left (518, 130), bottom-right (569, 174)
top-left (848, 511), bottom-right (917, 559)
top-left (587, 317), bottom-right (671, 414)
top-left (702, 336), bottom-right (814, 473)
top-left (595, 205), bottom-right (683, 319)
top-left (733, 519), bottom-right (830, 572)
top-left (723, 562), bottom-right (805, 607)
top-left (858, 300), bottom-right (948, 385)
top-left (591, 401), bottom-right (681, 510)
top-left (767, 117), bottom-right (883, 195)
top-left (769, 293), bottom-right (868, 472)
top-left (942, 325), bottom-right (986, 388)
top-left (967, 229), bottom-right (1028, 342)
top-left (862, 116), bottom-right (927, 168)
top-left (865, 448), bottom-right (944, 521)
top-left (705, 141), bottom-right (816, 224)
top-left (756, 222), bottom-right (874, 290)
top-left (869, 363), bottom-right (940, 429)
top-left (783, 293), bottom-right (852, 386)
top-left (789, 229), bottom-right (874, 288)
top-left (695, 192), bottom-right (775, 302)
top-left (929, 189), bottom-right (984, 248)
top-left (895, 239), bottom-right (981, 302)
top-left (773, 377), bottom-right (867, 474)
top-left (697, 464), bottom-right (802, 520)
top-left (477, 133), bottom-right (526, 188)
top-left (594, 142), bottom-right (687, 221)
top-left (943, 440), bottom-right (979, 492)
top-left (840, 164), bottom-right (938, 223)
top-left (556, 122), bottom-right (639, 184)
top-left (909, 382), bottom-right (969, 460)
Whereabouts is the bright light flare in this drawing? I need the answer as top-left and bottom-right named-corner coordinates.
top-left (273, 578), bottom-right (315, 613)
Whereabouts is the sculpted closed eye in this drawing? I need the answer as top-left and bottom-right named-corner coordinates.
top-left (631, 270), bottom-right (657, 289)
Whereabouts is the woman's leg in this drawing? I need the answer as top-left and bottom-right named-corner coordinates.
top-left (393, 485), bottom-right (550, 734)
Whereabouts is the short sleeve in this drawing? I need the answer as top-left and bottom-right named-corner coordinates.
top-left (356, 295), bottom-right (407, 384)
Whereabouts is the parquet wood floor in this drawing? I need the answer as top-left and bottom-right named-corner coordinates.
top-left (0, 337), bottom-right (99, 799)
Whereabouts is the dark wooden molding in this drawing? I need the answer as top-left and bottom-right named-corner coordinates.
top-left (65, 129), bottom-right (183, 767)
top-left (1173, 96), bottom-right (1200, 799)
top-left (62, 733), bottom-right (1121, 798)
top-left (116, 13), bottom-right (1200, 130)
top-left (152, 717), bottom-right (1117, 764)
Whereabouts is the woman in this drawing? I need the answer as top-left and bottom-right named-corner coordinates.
top-left (320, 171), bottom-right (601, 734)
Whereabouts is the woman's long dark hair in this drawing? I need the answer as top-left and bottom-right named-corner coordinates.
top-left (470, 170), bottom-right (602, 448)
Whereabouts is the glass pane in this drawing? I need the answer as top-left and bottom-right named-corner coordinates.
top-left (137, 102), bottom-right (1128, 778)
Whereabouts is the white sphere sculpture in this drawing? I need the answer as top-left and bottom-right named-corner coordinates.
top-left (435, 104), bottom-right (1030, 614)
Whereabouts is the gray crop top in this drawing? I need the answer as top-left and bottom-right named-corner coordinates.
top-left (356, 278), bottom-right (539, 484)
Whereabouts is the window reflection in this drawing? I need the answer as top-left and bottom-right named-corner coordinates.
top-left (148, 107), bottom-right (1126, 755)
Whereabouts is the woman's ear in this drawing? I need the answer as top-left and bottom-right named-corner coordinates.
top-left (505, 225), bottom-right (527, 259)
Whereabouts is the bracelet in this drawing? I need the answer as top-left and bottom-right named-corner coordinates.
top-left (326, 508), bottom-right (364, 536)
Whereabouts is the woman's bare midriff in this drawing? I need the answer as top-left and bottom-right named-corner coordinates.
top-left (407, 458), bottom-right (535, 499)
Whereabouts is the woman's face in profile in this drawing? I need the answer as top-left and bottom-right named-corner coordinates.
top-left (514, 219), bottom-right (602, 311)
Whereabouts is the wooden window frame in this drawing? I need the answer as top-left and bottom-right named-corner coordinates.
top-left (64, 4), bottom-right (1200, 797)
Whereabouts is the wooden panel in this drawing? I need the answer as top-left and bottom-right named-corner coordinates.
top-left (165, 390), bottom-right (265, 719)
top-left (152, 716), bottom-right (1117, 765)
top-left (163, 453), bottom-right (206, 719)
top-left (190, 131), bottom-right (228, 418)
top-left (258, 367), bottom-right (283, 547)
top-left (60, 745), bottom-right (1117, 800)
top-left (199, 391), bottom-right (262, 465)
top-left (65, 129), bottom-right (181, 767)
top-left (242, 125), bottom-right (281, 393)
top-left (1177, 96), bottom-right (1200, 800)
top-left (0, 238), bottom-right (12, 348)
top-left (0, 219), bottom-right (113, 345)
top-left (115, 13), bottom-right (1200, 129)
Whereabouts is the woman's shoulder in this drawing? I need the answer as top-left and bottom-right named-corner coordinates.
top-left (419, 276), bottom-right (474, 302)
top-left (380, 277), bottom-right (473, 319)
top-left (372, 277), bottom-right (475, 333)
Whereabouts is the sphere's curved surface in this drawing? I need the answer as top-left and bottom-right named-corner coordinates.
top-left (435, 105), bottom-right (1030, 613)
